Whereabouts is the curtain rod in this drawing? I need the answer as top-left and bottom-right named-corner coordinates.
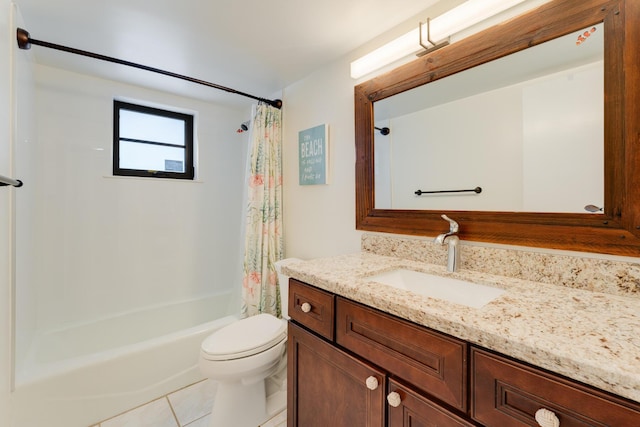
top-left (16, 28), bottom-right (283, 109)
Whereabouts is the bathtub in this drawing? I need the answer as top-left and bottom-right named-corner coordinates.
top-left (12, 291), bottom-right (238, 427)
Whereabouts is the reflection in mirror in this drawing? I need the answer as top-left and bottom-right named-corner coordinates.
top-left (374, 24), bottom-right (604, 213)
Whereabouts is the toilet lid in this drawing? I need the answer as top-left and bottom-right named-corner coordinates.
top-left (201, 314), bottom-right (287, 361)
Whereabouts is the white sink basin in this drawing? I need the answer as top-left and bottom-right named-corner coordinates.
top-left (367, 269), bottom-right (505, 309)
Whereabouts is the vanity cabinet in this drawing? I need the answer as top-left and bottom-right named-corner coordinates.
top-left (288, 279), bottom-right (471, 427)
top-left (471, 348), bottom-right (640, 426)
top-left (287, 279), bottom-right (640, 427)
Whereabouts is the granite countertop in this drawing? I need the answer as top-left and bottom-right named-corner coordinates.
top-left (282, 252), bottom-right (640, 403)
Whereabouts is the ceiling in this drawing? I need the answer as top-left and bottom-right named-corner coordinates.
top-left (14, 0), bottom-right (448, 108)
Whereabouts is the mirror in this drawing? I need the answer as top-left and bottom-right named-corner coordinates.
top-left (374, 24), bottom-right (604, 213)
top-left (355, 0), bottom-right (640, 256)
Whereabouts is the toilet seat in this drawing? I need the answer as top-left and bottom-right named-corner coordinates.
top-left (201, 314), bottom-right (287, 361)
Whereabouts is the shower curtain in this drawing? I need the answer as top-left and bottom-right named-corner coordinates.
top-left (241, 103), bottom-right (283, 317)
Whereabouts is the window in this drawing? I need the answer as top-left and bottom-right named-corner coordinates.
top-left (113, 101), bottom-right (194, 179)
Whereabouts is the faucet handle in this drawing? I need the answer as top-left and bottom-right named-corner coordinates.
top-left (441, 214), bottom-right (459, 233)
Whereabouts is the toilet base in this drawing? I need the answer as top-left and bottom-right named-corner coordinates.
top-left (208, 360), bottom-right (287, 427)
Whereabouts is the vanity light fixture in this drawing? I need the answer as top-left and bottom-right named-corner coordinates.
top-left (350, 0), bottom-right (529, 79)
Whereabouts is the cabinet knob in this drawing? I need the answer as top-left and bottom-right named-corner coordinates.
top-left (300, 302), bottom-right (312, 313)
top-left (365, 376), bottom-right (379, 390)
top-left (387, 391), bottom-right (402, 408)
top-left (535, 408), bottom-right (560, 427)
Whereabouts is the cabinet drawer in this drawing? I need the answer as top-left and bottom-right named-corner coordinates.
top-left (336, 297), bottom-right (468, 411)
top-left (388, 378), bottom-right (476, 427)
top-left (288, 279), bottom-right (334, 340)
top-left (471, 347), bottom-right (640, 426)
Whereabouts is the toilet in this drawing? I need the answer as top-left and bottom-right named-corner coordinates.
top-left (198, 258), bottom-right (299, 427)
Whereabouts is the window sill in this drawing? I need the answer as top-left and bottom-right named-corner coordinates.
top-left (103, 175), bottom-right (204, 183)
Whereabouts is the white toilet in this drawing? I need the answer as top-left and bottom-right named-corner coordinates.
top-left (198, 258), bottom-right (298, 427)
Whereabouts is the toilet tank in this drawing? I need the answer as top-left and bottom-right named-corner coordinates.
top-left (274, 258), bottom-right (302, 319)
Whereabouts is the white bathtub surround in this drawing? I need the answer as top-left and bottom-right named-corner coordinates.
top-left (16, 292), bottom-right (236, 385)
top-left (10, 63), bottom-right (250, 427)
top-left (12, 310), bottom-right (238, 427)
top-left (281, 250), bottom-right (640, 404)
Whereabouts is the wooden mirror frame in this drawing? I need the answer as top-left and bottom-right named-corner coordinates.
top-left (355, 0), bottom-right (640, 257)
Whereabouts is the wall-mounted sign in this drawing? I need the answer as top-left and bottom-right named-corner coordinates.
top-left (298, 124), bottom-right (329, 185)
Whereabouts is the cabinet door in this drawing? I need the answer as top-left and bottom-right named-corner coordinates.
top-left (288, 322), bottom-right (386, 427)
top-left (472, 348), bottom-right (640, 426)
top-left (336, 297), bottom-right (467, 411)
top-left (388, 379), bottom-right (476, 427)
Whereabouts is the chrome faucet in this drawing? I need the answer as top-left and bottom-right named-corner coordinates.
top-left (435, 214), bottom-right (460, 272)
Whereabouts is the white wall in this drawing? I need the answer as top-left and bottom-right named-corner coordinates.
top-left (0, 1), bottom-right (14, 424)
top-left (279, 1), bottom-right (469, 260)
top-left (282, 62), bottom-right (362, 259)
top-left (12, 1), bottom-right (36, 383)
top-left (22, 65), bottom-right (247, 339)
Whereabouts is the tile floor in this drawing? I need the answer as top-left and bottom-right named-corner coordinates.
top-left (89, 379), bottom-right (286, 427)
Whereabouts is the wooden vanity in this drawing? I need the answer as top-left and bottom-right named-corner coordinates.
top-left (287, 278), bottom-right (640, 426)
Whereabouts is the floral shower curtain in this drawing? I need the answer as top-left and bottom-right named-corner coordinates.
top-left (241, 103), bottom-right (284, 317)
